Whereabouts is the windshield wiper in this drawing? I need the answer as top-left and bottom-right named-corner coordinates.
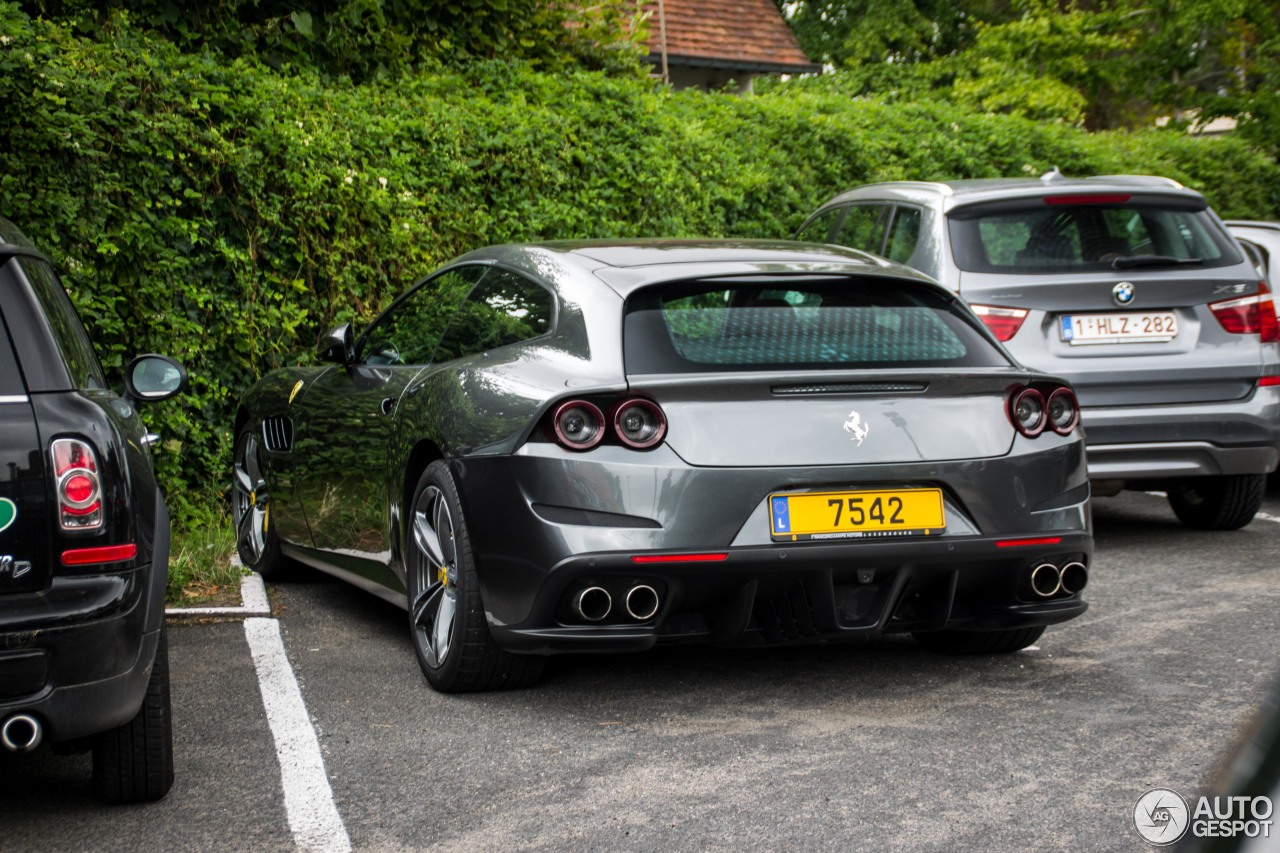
top-left (1111, 255), bottom-right (1203, 270)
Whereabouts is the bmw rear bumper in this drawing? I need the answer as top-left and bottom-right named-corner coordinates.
top-left (1081, 385), bottom-right (1280, 480)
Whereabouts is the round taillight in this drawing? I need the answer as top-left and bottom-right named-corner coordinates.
top-left (552, 400), bottom-right (605, 451)
top-left (614, 399), bottom-right (667, 450)
top-left (59, 470), bottom-right (101, 509)
top-left (1046, 387), bottom-right (1080, 435)
top-left (1011, 387), bottom-right (1047, 437)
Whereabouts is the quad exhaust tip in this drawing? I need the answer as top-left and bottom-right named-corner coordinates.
top-left (572, 587), bottom-right (612, 622)
top-left (1030, 563), bottom-right (1062, 598)
top-left (625, 585), bottom-right (660, 621)
top-left (1029, 562), bottom-right (1089, 598)
top-left (1059, 562), bottom-right (1089, 595)
top-left (1, 714), bottom-right (42, 753)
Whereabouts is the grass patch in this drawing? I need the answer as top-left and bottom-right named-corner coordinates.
top-left (167, 504), bottom-right (244, 605)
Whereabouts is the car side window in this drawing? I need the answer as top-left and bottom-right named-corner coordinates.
top-left (796, 207), bottom-right (843, 244)
top-left (432, 268), bottom-right (554, 364)
top-left (885, 206), bottom-right (922, 264)
top-left (360, 265), bottom-right (488, 366)
top-left (17, 257), bottom-right (106, 390)
top-left (830, 205), bottom-right (888, 255)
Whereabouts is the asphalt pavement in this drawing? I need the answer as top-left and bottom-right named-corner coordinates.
top-left (2, 485), bottom-right (1279, 852)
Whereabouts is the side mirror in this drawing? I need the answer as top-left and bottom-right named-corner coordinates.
top-left (318, 324), bottom-right (355, 364)
top-left (123, 354), bottom-right (188, 402)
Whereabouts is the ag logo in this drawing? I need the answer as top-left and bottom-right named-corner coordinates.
top-left (1113, 281), bottom-right (1136, 306)
top-left (1134, 788), bottom-right (1190, 846)
top-left (0, 497), bottom-right (16, 534)
top-left (842, 411), bottom-right (869, 445)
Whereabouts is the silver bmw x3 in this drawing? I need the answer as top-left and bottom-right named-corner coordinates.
top-left (798, 172), bottom-right (1280, 529)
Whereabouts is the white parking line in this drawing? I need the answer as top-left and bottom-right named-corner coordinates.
top-left (245, 618), bottom-right (352, 853)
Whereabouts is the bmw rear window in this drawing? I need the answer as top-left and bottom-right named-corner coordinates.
top-left (949, 197), bottom-right (1242, 273)
top-left (623, 277), bottom-right (1009, 374)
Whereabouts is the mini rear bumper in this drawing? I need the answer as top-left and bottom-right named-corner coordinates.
top-left (0, 569), bottom-right (158, 743)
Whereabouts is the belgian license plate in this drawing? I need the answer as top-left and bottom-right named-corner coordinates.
top-left (769, 488), bottom-right (945, 541)
top-left (1060, 312), bottom-right (1178, 345)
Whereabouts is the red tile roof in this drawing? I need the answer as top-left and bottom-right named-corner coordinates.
top-left (641, 0), bottom-right (820, 74)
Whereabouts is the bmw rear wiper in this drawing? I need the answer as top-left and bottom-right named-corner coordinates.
top-left (1111, 255), bottom-right (1202, 270)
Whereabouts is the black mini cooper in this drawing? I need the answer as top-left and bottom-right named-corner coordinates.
top-left (0, 218), bottom-right (185, 802)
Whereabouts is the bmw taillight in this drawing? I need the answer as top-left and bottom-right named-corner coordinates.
top-left (1008, 384), bottom-right (1079, 438)
top-left (1210, 280), bottom-right (1280, 343)
top-left (971, 305), bottom-right (1029, 342)
top-left (548, 398), bottom-right (668, 452)
top-left (51, 437), bottom-right (103, 531)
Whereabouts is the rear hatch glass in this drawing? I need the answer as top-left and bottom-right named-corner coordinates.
top-left (949, 197), bottom-right (1241, 274)
top-left (621, 276), bottom-right (1019, 467)
top-left (624, 276), bottom-right (1009, 374)
top-left (0, 303), bottom-right (52, 594)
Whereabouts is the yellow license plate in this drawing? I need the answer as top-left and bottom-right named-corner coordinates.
top-left (769, 488), bottom-right (945, 541)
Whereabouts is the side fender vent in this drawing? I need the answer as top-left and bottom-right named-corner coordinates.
top-left (262, 416), bottom-right (294, 453)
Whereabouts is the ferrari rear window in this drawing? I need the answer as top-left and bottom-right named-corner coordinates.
top-left (623, 277), bottom-right (1009, 374)
top-left (949, 199), bottom-right (1242, 273)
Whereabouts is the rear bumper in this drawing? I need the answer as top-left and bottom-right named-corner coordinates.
top-left (489, 533), bottom-right (1092, 654)
top-left (0, 569), bottom-right (157, 743)
top-left (1081, 386), bottom-right (1280, 479)
top-left (0, 496), bottom-right (168, 744)
top-left (456, 441), bottom-right (1092, 654)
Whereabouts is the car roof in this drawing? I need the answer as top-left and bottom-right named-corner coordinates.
top-left (813, 172), bottom-right (1206, 213)
top-left (452, 239), bottom-right (943, 297)
top-left (1226, 220), bottom-right (1280, 233)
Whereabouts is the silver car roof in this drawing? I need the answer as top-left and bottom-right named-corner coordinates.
top-left (813, 173), bottom-right (1206, 213)
top-left (451, 239), bottom-right (944, 297)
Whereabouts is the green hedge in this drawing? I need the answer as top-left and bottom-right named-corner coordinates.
top-left (3, 4), bottom-right (1278, 519)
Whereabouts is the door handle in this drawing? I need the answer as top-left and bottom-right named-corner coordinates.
top-left (380, 397), bottom-right (396, 416)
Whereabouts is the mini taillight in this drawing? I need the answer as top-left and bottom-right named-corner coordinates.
top-left (552, 400), bottom-right (606, 451)
top-left (51, 438), bottom-right (103, 530)
top-left (1210, 280), bottom-right (1280, 343)
top-left (971, 305), bottom-right (1029, 342)
top-left (614, 399), bottom-right (667, 449)
top-left (1009, 387), bottom-right (1047, 437)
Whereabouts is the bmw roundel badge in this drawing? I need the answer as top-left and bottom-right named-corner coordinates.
top-left (1112, 281), bottom-right (1135, 306)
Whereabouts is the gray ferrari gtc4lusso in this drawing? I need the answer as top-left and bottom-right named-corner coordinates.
top-left (233, 240), bottom-right (1093, 693)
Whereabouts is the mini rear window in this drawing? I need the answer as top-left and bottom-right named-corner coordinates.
top-left (623, 277), bottom-right (1009, 374)
top-left (949, 199), bottom-right (1242, 273)
top-left (0, 314), bottom-right (24, 396)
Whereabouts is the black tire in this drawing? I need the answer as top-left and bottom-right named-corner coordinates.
top-left (231, 422), bottom-right (295, 580)
top-left (1167, 474), bottom-right (1266, 531)
top-left (912, 625), bottom-right (1045, 655)
top-left (406, 460), bottom-right (545, 693)
top-left (92, 627), bottom-right (175, 803)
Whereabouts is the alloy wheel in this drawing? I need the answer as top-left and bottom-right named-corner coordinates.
top-left (410, 484), bottom-right (458, 669)
top-left (232, 430), bottom-right (269, 565)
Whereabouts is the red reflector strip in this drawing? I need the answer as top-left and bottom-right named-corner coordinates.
top-left (61, 544), bottom-right (138, 566)
top-left (1044, 194), bottom-right (1131, 205)
top-left (1261, 377), bottom-right (1280, 387)
top-left (631, 553), bottom-right (728, 564)
top-left (995, 537), bottom-right (1063, 549)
